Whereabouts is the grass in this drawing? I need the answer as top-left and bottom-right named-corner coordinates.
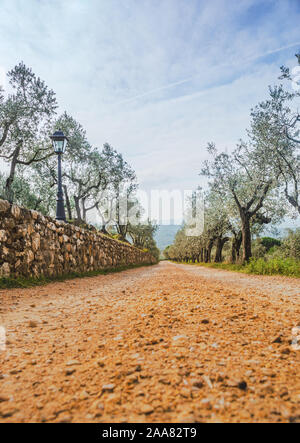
top-left (245, 257), bottom-right (300, 277)
top-left (0, 262), bottom-right (157, 290)
top-left (177, 257), bottom-right (300, 278)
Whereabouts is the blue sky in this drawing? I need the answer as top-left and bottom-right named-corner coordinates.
top-left (0, 0), bottom-right (299, 198)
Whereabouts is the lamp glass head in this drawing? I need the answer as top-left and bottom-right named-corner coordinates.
top-left (51, 130), bottom-right (67, 154)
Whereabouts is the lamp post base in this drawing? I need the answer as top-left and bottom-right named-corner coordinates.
top-left (56, 195), bottom-right (66, 222)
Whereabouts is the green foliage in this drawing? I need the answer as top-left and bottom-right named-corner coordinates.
top-left (0, 62), bottom-right (57, 203)
top-left (1, 59), bottom-right (299, 270)
top-left (128, 220), bottom-right (160, 260)
top-left (261, 237), bottom-right (281, 251)
top-left (280, 228), bottom-right (300, 260)
top-left (0, 63), bottom-right (138, 240)
top-left (251, 239), bottom-right (267, 259)
top-left (169, 227), bottom-right (300, 278)
top-left (111, 233), bottom-right (123, 241)
top-left (250, 83), bottom-right (300, 215)
top-left (245, 257), bottom-right (300, 277)
top-left (167, 54), bottom-right (300, 265)
top-left (249, 230), bottom-right (300, 274)
top-left (126, 218), bottom-right (160, 260)
top-left (251, 237), bottom-right (281, 259)
top-left (0, 171), bottom-right (56, 215)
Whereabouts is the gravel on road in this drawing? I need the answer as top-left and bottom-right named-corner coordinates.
top-left (0, 261), bottom-right (299, 423)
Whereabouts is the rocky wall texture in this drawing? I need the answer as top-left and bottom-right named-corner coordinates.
top-left (0, 200), bottom-right (156, 279)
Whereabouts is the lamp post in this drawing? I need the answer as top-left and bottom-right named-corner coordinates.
top-left (50, 130), bottom-right (68, 222)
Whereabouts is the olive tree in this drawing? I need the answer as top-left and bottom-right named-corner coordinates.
top-left (202, 141), bottom-right (280, 262)
top-left (0, 170), bottom-right (56, 214)
top-left (128, 219), bottom-right (160, 260)
top-left (99, 148), bottom-right (138, 240)
top-left (0, 62), bottom-right (57, 202)
top-left (204, 191), bottom-right (230, 263)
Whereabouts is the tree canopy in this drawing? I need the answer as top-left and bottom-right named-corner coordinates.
top-left (0, 62), bottom-right (158, 255)
top-left (165, 53), bottom-right (299, 264)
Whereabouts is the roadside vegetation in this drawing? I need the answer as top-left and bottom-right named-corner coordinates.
top-left (0, 62), bottom-right (159, 261)
top-left (181, 258), bottom-right (300, 279)
top-left (166, 230), bottom-right (300, 278)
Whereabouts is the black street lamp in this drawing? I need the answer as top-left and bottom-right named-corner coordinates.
top-left (50, 130), bottom-right (68, 222)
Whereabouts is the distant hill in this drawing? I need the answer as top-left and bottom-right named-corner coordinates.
top-left (154, 221), bottom-right (299, 253)
top-left (154, 225), bottom-right (181, 252)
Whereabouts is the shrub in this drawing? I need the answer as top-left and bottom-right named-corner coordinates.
top-left (252, 240), bottom-right (267, 259)
top-left (179, 257), bottom-right (300, 278)
top-left (245, 257), bottom-right (300, 277)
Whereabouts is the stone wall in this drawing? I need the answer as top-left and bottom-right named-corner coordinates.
top-left (0, 200), bottom-right (156, 279)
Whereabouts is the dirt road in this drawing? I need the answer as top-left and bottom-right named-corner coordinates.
top-left (0, 261), bottom-right (299, 423)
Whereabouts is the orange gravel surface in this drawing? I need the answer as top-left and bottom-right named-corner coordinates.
top-left (0, 261), bottom-right (299, 423)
